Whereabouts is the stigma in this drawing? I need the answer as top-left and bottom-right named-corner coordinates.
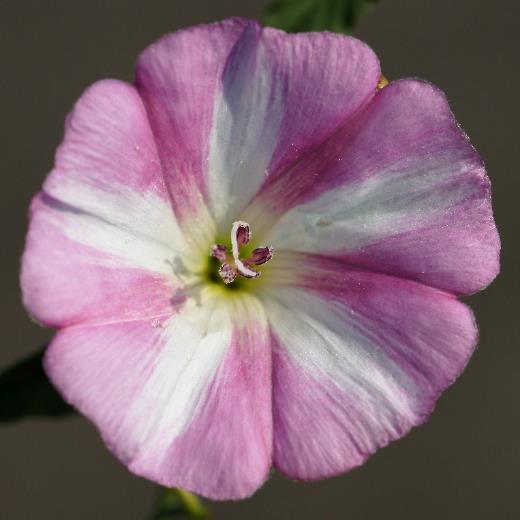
top-left (210, 221), bottom-right (273, 284)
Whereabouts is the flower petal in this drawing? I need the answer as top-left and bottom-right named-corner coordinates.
top-left (21, 80), bottom-right (193, 327)
top-left (44, 293), bottom-right (272, 500)
top-left (208, 25), bottom-right (380, 227)
top-left (135, 18), bottom-right (249, 225)
top-left (21, 194), bottom-right (181, 327)
top-left (262, 80), bottom-right (499, 295)
top-left (43, 80), bottom-right (176, 236)
top-left (263, 254), bottom-right (476, 480)
top-left (136, 18), bottom-right (380, 227)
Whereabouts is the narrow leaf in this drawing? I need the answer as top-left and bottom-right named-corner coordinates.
top-left (263, 0), bottom-right (379, 34)
top-left (0, 347), bottom-right (74, 422)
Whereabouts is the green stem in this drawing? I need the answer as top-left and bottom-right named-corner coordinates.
top-left (175, 488), bottom-right (209, 518)
top-left (151, 487), bottom-right (210, 519)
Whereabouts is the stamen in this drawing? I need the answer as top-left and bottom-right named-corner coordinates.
top-left (210, 221), bottom-right (273, 285)
top-left (210, 244), bottom-right (227, 262)
top-left (218, 263), bottom-right (237, 284)
top-left (245, 246), bottom-right (273, 266)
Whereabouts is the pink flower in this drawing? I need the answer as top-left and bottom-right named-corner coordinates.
top-left (21, 18), bottom-right (499, 500)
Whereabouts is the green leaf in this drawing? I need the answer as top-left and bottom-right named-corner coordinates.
top-left (263, 0), bottom-right (379, 34)
top-left (0, 347), bottom-right (75, 422)
top-left (150, 487), bottom-right (210, 519)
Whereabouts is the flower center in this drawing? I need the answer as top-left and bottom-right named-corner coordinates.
top-left (210, 221), bottom-right (273, 285)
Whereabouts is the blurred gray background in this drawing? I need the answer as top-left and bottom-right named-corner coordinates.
top-left (1, 0), bottom-right (518, 518)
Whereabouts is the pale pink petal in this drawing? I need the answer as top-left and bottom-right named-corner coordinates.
top-left (21, 194), bottom-right (180, 327)
top-left (208, 24), bottom-right (380, 226)
top-left (262, 80), bottom-right (499, 295)
top-left (151, 322), bottom-right (272, 499)
top-left (44, 79), bottom-right (170, 225)
top-left (44, 295), bottom-right (272, 500)
top-left (259, 30), bottom-right (380, 183)
top-left (135, 18), bottom-right (249, 222)
top-left (136, 19), bottom-right (380, 226)
top-left (263, 254), bottom-right (477, 480)
top-left (21, 80), bottom-right (188, 327)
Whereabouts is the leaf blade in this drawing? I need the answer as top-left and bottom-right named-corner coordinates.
top-left (0, 347), bottom-right (74, 422)
top-left (262, 0), bottom-right (380, 34)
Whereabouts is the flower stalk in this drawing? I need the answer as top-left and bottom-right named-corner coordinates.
top-left (151, 487), bottom-right (209, 519)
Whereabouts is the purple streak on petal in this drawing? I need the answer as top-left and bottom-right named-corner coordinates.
top-left (335, 189), bottom-right (500, 296)
top-left (271, 255), bottom-right (477, 480)
top-left (21, 194), bottom-right (180, 328)
top-left (138, 323), bottom-right (272, 500)
top-left (21, 79), bottom-right (185, 328)
top-left (135, 19), bottom-right (252, 221)
top-left (254, 79), bottom-right (492, 215)
top-left (273, 342), bottom-right (376, 480)
top-left (259, 30), bottom-right (381, 188)
top-left (43, 308), bottom-right (271, 500)
top-left (297, 254), bottom-right (477, 392)
top-left (136, 20), bottom-right (380, 225)
top-left (262, 80), bottom-right (499, 294)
